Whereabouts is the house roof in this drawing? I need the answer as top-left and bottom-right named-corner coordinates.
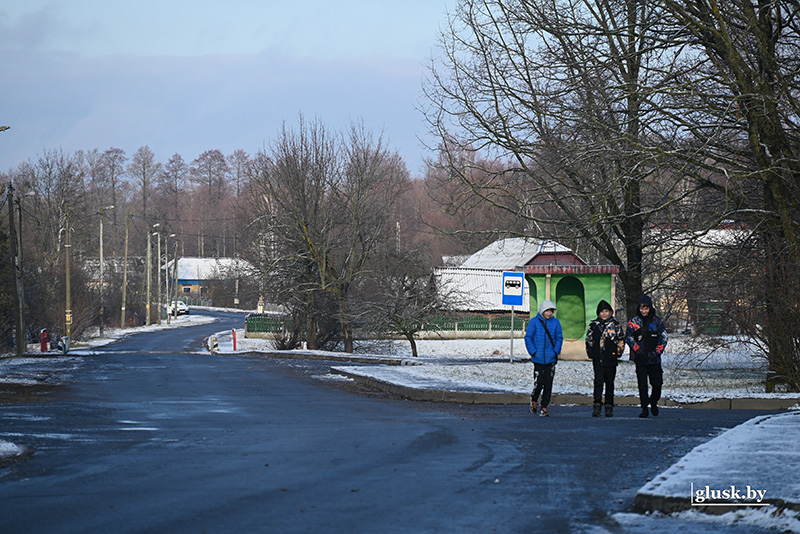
top-left (459, 237), bottom-right (575, 270)
top-left (164, 257), bottom-right (253, 281)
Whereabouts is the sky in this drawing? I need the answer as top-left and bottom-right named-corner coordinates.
top-left (0, 1), bottom-right (454, 176)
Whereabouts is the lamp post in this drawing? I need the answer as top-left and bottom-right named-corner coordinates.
top-left (14, 190), bottom-right (35, 353)
top-left (153, 224), bottom-right (162, 325)
top-left (99, 205), bottom-right (114, 336)
top-left (121, 211), bottom-right (130, 328)
top-left (65, 205), bottom-right (72, 344)
top-left (165, 233), bottom-right (176, 324)
top-left (145, 228), bottom-right (152, 326)
top-left (172, 241), bottom-right (180, 319)
top-left (6, 183), bottom-right (23, 355)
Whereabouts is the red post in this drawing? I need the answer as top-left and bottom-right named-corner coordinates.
top-left (232, 329), bottom-right (237, 351)
top-left (40, 329), bottom-right (48, 353)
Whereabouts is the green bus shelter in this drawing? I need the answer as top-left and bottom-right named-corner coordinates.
top-left (522, 264), bottom-right (620, 360)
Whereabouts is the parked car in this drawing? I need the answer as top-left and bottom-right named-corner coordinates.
top-left (166, 301), bottom-right (189, 316)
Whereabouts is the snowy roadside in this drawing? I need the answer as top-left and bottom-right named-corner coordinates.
top-left (215, 331), bottom-right (800, 405)
top-left (623, 411), bottom-right (800, 533)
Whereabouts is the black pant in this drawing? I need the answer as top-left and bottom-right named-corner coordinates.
top-left (532, 363), bottom-right (556, 408)
top-left (592, 361), bottom-right (617, 406)
top-left (635, 361), bottom-right (663, 408)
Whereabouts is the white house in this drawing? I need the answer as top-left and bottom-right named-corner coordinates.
top-left (163, 256), bottom-right (253, 297)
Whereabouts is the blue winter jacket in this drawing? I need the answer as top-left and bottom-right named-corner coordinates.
top-left (525, 313), bottom-right (564, 365)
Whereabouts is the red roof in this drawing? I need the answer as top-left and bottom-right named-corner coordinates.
top-left (521, 265), bottom-right (619, 275)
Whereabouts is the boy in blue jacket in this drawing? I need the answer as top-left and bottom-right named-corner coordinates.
top-left (525, 300), bottom-right (563, 417)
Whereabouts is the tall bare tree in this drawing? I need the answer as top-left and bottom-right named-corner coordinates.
top-left (128, 146), bottom-right (162, 226)
top-left (655, 0), bottom-right (800, 389)
top-left (156, 153), bottom-right (189, 239)
top-left (191, 149), bottom-right (229, 256)
top-left (98, 148), bottom-right (127, 248)
top-left (248, 117), bottom-right (408, 352)
top-left (423, 0), bottom-right (698, 317)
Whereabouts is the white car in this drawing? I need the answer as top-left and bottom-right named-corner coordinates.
top-left (167, 301), bottom-right (189, 316)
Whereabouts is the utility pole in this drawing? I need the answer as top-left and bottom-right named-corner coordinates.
top-left (145, 229), bottom-right (152, 326)
top-left (165, 233), bottom-right (175, 325)
top-left (153, 223), bottom-right (162, 324)
top-left (17, 193), bottom-right (31, 351)
top-left (121, 211), bottom-right (130, 328)
top-left (7, 183), bottom-right (24, 355)
top-left (99, 205), bottom-right (114, 336)
top-left (172, 242), bottom-right (179, 319)
top-left (65, 204), bottom-right (72, 343)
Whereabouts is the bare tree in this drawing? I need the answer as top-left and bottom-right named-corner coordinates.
top-left (357, 246), bottom-right (444, 358)
top-left (191, 150), bottom-right (229, 256)
top-left (423, 0), bottom-right (705, 317)
top-left (156, 153), bottom-right (188, 239)
top-left (128, 146), bottom-right (162, 225)
top-left (248, 117), bottom-right (409, 352)
top-left (226, 149), bottom-right (252, 257)
top-left (654, 0), bottom-right (800, 390)
top-left (98, 148), bottom-right (127, 248)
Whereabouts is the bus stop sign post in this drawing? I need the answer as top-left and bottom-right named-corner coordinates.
top-left (502, 272), bottom-right (525, 363)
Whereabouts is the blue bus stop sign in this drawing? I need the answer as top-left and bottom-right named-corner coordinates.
top-left (502, 272), bottom-right (525, 307)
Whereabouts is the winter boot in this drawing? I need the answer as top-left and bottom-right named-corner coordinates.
top-left (605, 405), bottom-right (613, 417)
top-left (650, 402), bottom-right (659, 417)
top-left (539, 407), bottom-right (549, 417)
top-left (639, 406), bottom-right (649, 418)
top-left (530, 399), bottom-right (538, 414)
top-left (592, 403), bottom-right (602, 417)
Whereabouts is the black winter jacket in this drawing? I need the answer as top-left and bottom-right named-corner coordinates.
top-left (585, 316), bottom-right (624, 367)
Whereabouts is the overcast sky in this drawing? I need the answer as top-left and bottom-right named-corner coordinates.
top-left (0, 1), bottom-right (453, 177)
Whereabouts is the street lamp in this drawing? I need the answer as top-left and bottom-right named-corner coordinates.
top-left (165, 233), bottom-right (176, 324)
top-left (145, 224), bottom-right (156, 326)
top-left (65, 205), bottom-right (72, 347)
top-left (155, 225), bottom-right (162, 325)
top-left (6, 183), bottom-right (23, 355)
top-left (98, 205), bottom-right (114, 336)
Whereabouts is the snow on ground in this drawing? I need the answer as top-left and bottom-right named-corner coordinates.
top-left (0, 440), bottom-right (24, 460)
top-left (218, 332), bottom-right (797, 403)
top-left (640, 411), bottom-right (800, 504)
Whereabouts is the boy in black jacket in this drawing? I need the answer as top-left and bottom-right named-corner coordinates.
top-left (626, 295), bottom-right (668, 418)
top-left (585, 300), bottom-right (624, 417)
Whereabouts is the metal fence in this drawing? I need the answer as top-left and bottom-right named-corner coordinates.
top-left (244, 313), bottom-right (528, 337)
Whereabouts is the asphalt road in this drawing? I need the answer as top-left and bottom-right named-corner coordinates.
top-left (0, 311), bottom-right (780, 533)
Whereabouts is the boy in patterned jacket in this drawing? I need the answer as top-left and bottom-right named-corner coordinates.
top-left (625, 295), bottom-right (668, 418)
top-left (585, 300), bottom-right (624, 417)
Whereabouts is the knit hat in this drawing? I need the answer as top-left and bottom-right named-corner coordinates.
top-left (596, 299), bottom-right (613, 316)
top-left (538, 299), bottom-right (557, 315)
top-left (638, 295), bottom-right (655, 316)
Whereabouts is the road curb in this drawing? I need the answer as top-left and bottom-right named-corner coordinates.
top-left (633, 492), bottom-right (800, 514)
top-left (232, 349), bottom-right (419, 367)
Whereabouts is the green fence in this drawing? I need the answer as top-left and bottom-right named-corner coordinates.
top-left (422, 315), bottom-right (526, 333)
top-left (245, 313), bottom-right (287, 334)
top-left (245, 313), bottom-right (528, 337)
